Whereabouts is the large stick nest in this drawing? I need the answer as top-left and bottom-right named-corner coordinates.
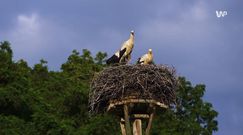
top-left (89, 64), bottom-right (178, 114)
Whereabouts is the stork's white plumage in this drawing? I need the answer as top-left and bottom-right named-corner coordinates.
top-left (106, 31), bottom-right (134, 64)
top-left (119, 30), bottom-right (134, 64)
top-left (137, 49), bottom-right (153, 65)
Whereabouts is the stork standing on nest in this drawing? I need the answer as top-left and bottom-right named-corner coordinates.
top-left (106, 30), bottom-right (135, 64)
top-left (137, 49), bottom-right (153, 65)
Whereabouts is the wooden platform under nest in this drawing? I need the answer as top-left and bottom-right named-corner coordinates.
top-left (107, 97), bottom-right (168, 135)
top-left (107, 97), bottom-right (168, 117)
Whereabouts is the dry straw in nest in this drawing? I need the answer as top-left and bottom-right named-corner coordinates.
top-left (89, 64), bottom-right (178, 114)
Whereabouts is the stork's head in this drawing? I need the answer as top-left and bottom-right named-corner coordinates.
top-left (148, 49), bottom-right (152, 54)
top-left (130, 30), bottom-right (134, 36)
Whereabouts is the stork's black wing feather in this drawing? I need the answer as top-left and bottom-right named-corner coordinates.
top-left (106, 48), bottom-right (127, 64)
top-left (118, 48), bottom-right (126, 60)
top-left (106, 55), bottom-right (119, 64)
top-left (137, 57), bottom-right (144, 64)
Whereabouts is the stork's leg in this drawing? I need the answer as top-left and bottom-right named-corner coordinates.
top-left (127, 54), bottom-right (131, 64)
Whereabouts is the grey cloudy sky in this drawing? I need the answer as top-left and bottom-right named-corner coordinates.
top-left (0, 0), bottom-right (243, 134)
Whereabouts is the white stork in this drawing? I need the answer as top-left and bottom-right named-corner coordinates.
top-left (137, 49), bottom-right (153, 65)
top-left (106, 31), bottom-right (134, 64)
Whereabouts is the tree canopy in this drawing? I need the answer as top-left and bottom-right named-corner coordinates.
top-left (0, 41), bottom-right (218, 135)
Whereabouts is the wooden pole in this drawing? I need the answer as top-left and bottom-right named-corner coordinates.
top-left (124, 104), bottom-right (132, 135)
top-left (120, 118), bottom-right (126, 135)
top-left (133, 119), bottom-right (142, 135)
top-left (145, 108), bottom-right (155, 135)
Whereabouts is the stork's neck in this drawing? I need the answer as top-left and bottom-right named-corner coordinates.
top-left (148, 52), bottom-right (153, 56)
top-left (129, 34), bottom-right (134, 42)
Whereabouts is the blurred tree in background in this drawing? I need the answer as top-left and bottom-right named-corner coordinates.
top-left (0, 41), bottom-right (218, 135)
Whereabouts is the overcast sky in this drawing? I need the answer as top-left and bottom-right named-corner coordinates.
top-left (0, 0), bottom-right (243, 134)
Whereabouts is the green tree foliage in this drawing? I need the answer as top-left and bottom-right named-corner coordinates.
top-left (151, 77), bottom-right (218, 135)
top-left (0, 41), bottom-right (218, 135)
